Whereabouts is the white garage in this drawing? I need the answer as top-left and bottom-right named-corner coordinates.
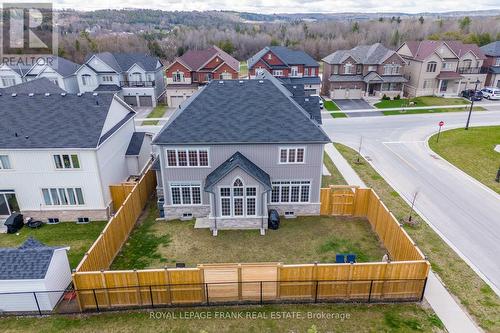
top-left (169, 96), bottom-right (186, 108)
top-left (330, 88), bottom-right (363, 100)
top-left (0, 237), bottom-right (71, 313)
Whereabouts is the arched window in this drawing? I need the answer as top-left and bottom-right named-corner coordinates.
top-left (426, 61), bottom-right (437, 72)
top-left (81, 74), bottom-right (92, 86)
top-left (233, 178), bottom-right (243, 187)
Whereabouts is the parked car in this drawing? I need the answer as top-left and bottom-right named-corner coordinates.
top-left (460, 89), bottom-right (483, 101)
top-left (480, 87), bottom-right (500, 100)
top-left (319, 99), bottom-right (324, 109)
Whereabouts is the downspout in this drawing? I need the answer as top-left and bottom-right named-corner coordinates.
top-left (261, 188), bottom-right (271, 232)
top-left (205, 189), bottom-right (217, 235)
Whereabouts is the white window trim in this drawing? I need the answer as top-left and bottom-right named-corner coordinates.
top-left (169, 182), bottom-right (202, 206)
top-left (270, 180), bottom-right (311, 204)
top-left (218, 178), bottom-right (258, 218)
top-left (165, 148), bottom-right (210, 168)
top-left (41, 187), bottom-right (85, 206)
top-left (278, 147), bottom-right (306, 164)
top-left (0, 155), bottom-right (12, 170)
top-left (53, 153), bottom-right (81, 170)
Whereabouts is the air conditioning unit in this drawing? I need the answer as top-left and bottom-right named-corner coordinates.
top-left (180, 213), bottom-right (193, 221)
top-left (77, 217), bottom-right (90, 224)
top-left (47, 218), bottom-right (60, 224)
top-left (284, 211), bottom-right (296, 219)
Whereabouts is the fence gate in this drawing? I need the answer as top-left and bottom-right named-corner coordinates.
top-left (320, 185), bottom-right (358, 216)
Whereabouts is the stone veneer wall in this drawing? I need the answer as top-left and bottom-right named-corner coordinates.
top-left (21, 209), bottom-right (109, 222)
top-left (164, 205), bottom-right (211, 220)
top-left (268, 203), bottom-right (320, 216)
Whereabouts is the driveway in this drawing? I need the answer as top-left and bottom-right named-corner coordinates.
top-left (322, 110), bottom-right (500, 295)
top-left (333, 99), bottom-right (384, 117)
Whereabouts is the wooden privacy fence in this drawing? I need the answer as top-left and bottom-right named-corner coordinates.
top-left (72, 185), bottom-right (429, 311)
top-left (75, 167), bottom-right (156, 272)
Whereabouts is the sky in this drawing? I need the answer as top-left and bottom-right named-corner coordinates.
top-left (24, 0), bottom-right (500, 14)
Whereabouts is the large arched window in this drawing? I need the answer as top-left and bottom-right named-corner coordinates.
top-left (426, 61), bottom-right (437, 72)
top-left (81, 74), bottom-right (92, 86)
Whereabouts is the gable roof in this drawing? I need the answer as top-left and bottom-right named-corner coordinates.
top-left (205, 152), bottom-right (271, 192)
top-left (87, 52), bottom-right (160, 72)
top-left (322, 43), bottom-right (397, 65)
top-left (174, 46), bottom-right (239, 72)
top-left (153, 77), bottom-right (329, 145)
top-left (248, 46), bottom-right (319, 69)
top-left (126, 132), bottom-right (146, 156)
top-left (445, 41), bottom-right (486, 60)
top-left (0, 237), bottom-right (66, 280)
top-left (399, 40), bottom-right (460, 61)
top-left (26, 56), bottom-right (80, 77)
top-left (4, 64), bottom-right (31, 76)
top-left (0, 78), bottom-right (66, 95)
top-left (480, 41), bottom-right (500, 57)
top-left (0, 93), bottom-right (135, 149)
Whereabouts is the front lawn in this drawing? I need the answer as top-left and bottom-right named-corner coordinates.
top-left (335, 143), bottom-right (500, 332)
top-left (429, 126), bottom-right (500, 194)
top-left (141, 104), bottom-right (167, 125)
top-left (374, 96), bottom-right (484, 115)
top-left (324, 100), bottom-right (347, 118)
top-left (111, 204), bottom-right (386, 269)
top-left (239, 61), bottom-right (248, 78)
top-left (0, 221), bottom-right (107, 269)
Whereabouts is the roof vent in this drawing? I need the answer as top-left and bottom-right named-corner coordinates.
top-left (11, 93), bottom-right (17, 97)
top-left (238, 80), bottom-right (244, 83)
top-left (218, 81), bottom-right (224, 84)
top-left (60, 92), bottom-right (66, 97)
top-left (293, 85), bottom-right (297, 89)
top-left (92, 92), bottom-right (98, 96)
top-left (28, 93), bottom-right (34, 97)
top-left (77, 92), bottom-right (83, 97)
top-left (44, 93), bottom-right (50, 97)
top-left (258, 80), bottom-right (264, 83)
top-left (305, 98), bottom-right (309, 102)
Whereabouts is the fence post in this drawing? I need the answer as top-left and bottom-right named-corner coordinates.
top-left (33, 292), bottom-right (42, 316)
top-left (368, 280), bottom-right (374, 303)
top-left (149, 285), bottom-right (154, 308)
top-left (205, 283), bottom-right (209, 306)
top-left (314, 281), bottom-right (319, 303)
top-left (260, 281), bottom-right (263, 305)
top-left (420, 278), bottom-right (428, 302)
top-left (93, 289), bottom-right (100, 312)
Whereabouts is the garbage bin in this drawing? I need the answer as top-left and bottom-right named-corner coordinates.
top-left (268, 209), bottom-right (280, 230)
top-left (157, 197), bottom-right (165, 218)
top-left (4, 213), bottom-right (24, 234)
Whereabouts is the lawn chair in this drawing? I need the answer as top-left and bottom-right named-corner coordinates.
top-left (346, 254), bottom-right (356, 263)
top-left (335, 254), bottom-right (346, 263)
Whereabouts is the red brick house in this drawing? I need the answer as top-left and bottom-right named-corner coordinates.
top-left (165, 46), bottom-right (240, 107)
top-left (247, 46), bottom-right (321, 95)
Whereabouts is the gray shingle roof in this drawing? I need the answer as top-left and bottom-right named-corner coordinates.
top-left (153, 79), bottom-right (329, 145)
top-left (481, 41), bottom-right (500, 57)
top-left (0, 237), bottom-right (64, 280)
top-left (126, 132), bottom-right (146, 156)
top-left (323, 43), bottom-right (394, 65)
top-left (0, 93), bottom-right (134, 149)
top-left (47, 56), bottom-right (80, 77)
top-left (205, 152), bottom-right (271, 192)
top-left (489, 66), bottom-right (500, 74)
top-left (279, 77), bottom-right (321, 85)
top-left (248, 46), bottom-right (319, 68)
top-left (88, 52), bottom-right (161, 72)
top-left (328, 74), bottom-right (364, 82)
top-left (0, 78), bottom-right (66, 95)
top-left (94, 84), bottom-right (122, 92)
top-left (292, 95), bottom-right (322, 124)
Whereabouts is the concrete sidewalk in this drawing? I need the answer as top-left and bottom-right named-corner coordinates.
top-left (324, 143), bottom-right (482, 333)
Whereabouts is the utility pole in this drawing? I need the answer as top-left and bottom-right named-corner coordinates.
top-left (408, 191), bottom-right (419, 224)
top-left (465, 79), bottom-right (480, 130)
top-left (356, 136), bottom-right (363, 164)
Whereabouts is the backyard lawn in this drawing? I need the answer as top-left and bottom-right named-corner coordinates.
top-left (335, 143), bottom-right (500, 332)
top-left (0, 221), bottom-right (107, 269)
top-left (322, 152), bottom-right (347, 187)
top-left (239, 61), bottom-right (248, 78)
top-left (374, 96), bottom-right (484, 115)
top-left (429, 126), bottom-right (500, 194)
top-left (141, 104), bottom-right (167, 125)
top-left (324, 100), bottom-right (347, 118)
top-left (0, 303), bottom-right (443, 333)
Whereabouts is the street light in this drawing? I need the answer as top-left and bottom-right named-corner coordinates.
top-left (465, 79), bottom-right (481, 130)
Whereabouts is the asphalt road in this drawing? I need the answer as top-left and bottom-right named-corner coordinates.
top-left (333, 99), bottom-right (384, 117)
top-left (322, 110), bottom-right (500, 294)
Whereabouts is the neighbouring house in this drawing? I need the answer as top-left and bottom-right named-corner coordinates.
top-left (23, 56), bottom-right (80, 93)
top-left (247, 46), bottom-right (321, 95)
top-left (0, 237), bottom-right (71, 312)
top-left (76, 52), bottom-right (165, 107)
top-left (152, 72), bottom-right (330, 234)
top-left (0, 64), bottom-right (28, 88)
top-left (480, 41), bottom-right (500, 88)
top-left (0, 93), bottom-right (152, 222)
top-left (397, 40), bottom-right (487, 97)
top-left (321, 43), bottom-right (407, 99)
top-left (0, 78), bottom-right (66, 95)
top-left (164, 46), bottom-right (240, 108)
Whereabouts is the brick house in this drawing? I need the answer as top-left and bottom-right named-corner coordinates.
top-left (164, 46), bottom-right (240, 107)
top-left (480, 41), bottom-right (500, 88)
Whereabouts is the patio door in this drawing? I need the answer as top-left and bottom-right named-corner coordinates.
top-left (0, 191), bottom-right (19, 218)
top-left (440, 80), bottom-right (448, 92)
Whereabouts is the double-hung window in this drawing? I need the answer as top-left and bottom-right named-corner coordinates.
top-left (0, 155), bottom-right (11, 169)
top-left (271, 181), bottom-right (310, 203)
top-left (53, 154), bottom-right (80, 169)
top-left (170, 182), bottom-right (202, 205)
top-left (426, 62), bottom-right (437, 72)
top-left (279, 147), bottom-right (305, 164)
top-left (220, 178), bottom-right (257, 217)
top-left (173, 71), bottom-right (184, 83)
top-left (42, 187), bottom-right (84, 206)
top-left (166, 148), bottom-right (209, 167)
top-left (272, 70), bottom-right (284, 77)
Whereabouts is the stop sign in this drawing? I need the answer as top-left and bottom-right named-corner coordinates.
top-left (439, 121), bottom-right (444, 127)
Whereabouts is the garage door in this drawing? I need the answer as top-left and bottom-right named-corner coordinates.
top-left (124, 96), bottom-right (137, 106)
top-left (331, 89), bottom-right (362, 99)
top-left (346, 89), bottom-right (362, 99)
top-left (139, 96), bottom-right (153, 107)
top-left (169, 96), bottom-right (185, 108)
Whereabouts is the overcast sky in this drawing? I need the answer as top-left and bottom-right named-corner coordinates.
top-left (40, 0), bottom-right (500, 13)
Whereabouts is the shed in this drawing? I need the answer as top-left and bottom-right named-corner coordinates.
top-left (0, 237), bottom-right (71, 312)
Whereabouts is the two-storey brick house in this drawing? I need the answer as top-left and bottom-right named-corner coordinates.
top-left (153, 73), bottom-right (329, 235)
top-left (247, 46), bottom-right (321, 95)
top-left (480, 41), bottom-right (500, 88)
top-left (321, 43), bottom-right (407, 99)
top-left (397, 40), bottom-right (487, 97)
top-left (164, 46), bottom-right (240, 108)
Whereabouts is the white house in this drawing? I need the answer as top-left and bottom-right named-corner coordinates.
top-left (76, 52), bottom-right (165, 107)
top-left (0, 64), bottom-right (26, 88)
top-left (0, 237), bottom-right (71, 312)
top-left (24, 56), bottom-right (80, 93)
top-left (0, 92), bottom-right (152, 222)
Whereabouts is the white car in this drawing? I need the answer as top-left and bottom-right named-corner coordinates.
top-left (480, 87), bottom-right (500, 100)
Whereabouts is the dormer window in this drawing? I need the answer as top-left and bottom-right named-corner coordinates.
top-left (173, 71), bottom-right (185, 83)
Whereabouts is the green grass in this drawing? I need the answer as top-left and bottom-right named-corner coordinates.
top-left (324, 100), bottom-right (347, 118)
top-left (0, 303), bottom-right (443, 333)
top-left (334, 143), bottom-right (500, 332)
top-left (111, 207), bottom-right (386, 269)
top-left (141, 104), bottom-right (167, 125)
top-left (239, 61), bottom-right (248, 78)
top-left (374, 96), bottom-right (484, 115)
top-left (0, 221), bottom-right (107, 269)
top-left (429, 126), bottom-right (500, 194)
top-left (322, 152), bottom-right (347, 187)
